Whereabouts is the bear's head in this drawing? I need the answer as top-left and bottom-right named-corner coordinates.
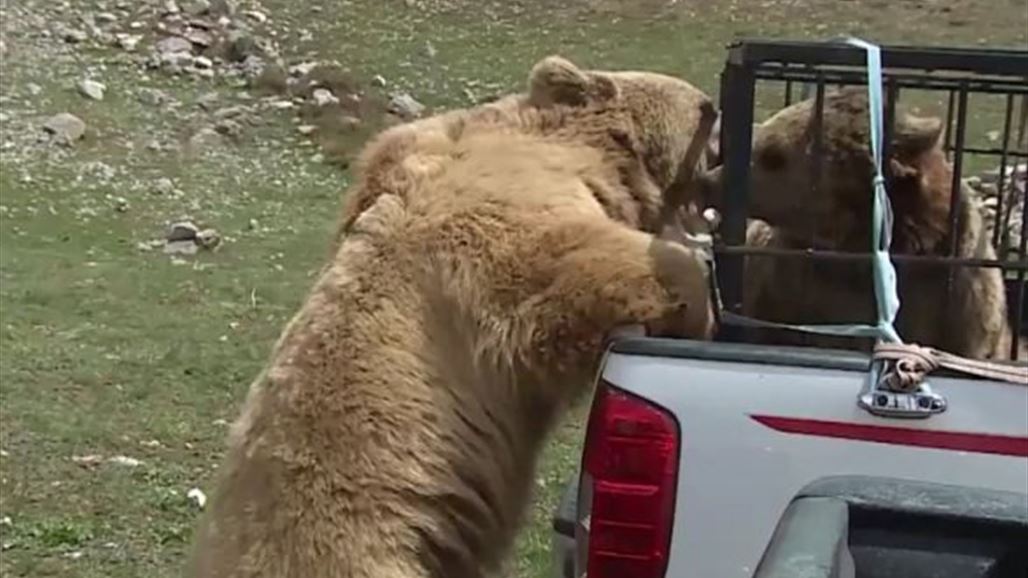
top-left (700, 87), bottom-right (952, 253)
top-left (526, 56), bottom-right (717, 226)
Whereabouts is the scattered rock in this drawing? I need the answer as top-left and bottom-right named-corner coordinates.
top-left (197, 91), bottom-right (220, 110)
top-left (242, 9), bottom-right (267, 23)
top-left (239, 55), bottom-right (267, 79)
top-left (187, 487), bottom-right (208, 509)
top-left (167, 221), bottom-right (200, 242)
top-left (422, 40), bottom-right (438, 59)
top-left (62, 28), bottom-right (89, 43)
top-left (214, 118), bottom-right (242, 137)
top-left (77, 79), bottom-right (106, 101)
top-left (162, 0), bottom-right (182, 16)
top-left (95, 12), bottom-right (118, 24)
top-left (969, 162), bottom-right (1026, 260)
top-left (371, 74), bottom-right (387, 88)
top-left (225, 32), bottom-right (259, 63)
top-left (311, 87), bottom-right (338, 106)
top-left (186, 0), bottom-right (213, 14)
top-left (42, 113), bottom-right (86, 146)
top-left (163, 221), bottom-right (220, 254)
top-left (154, 177), bottom-right (175, 195)
top-left (156, 35), bottom-right (192, 55)
top-left (252, 61), bottom-right (287, 92)
top-left (72, 454), bottom-right (104, 468)
top-left (297, 124), bottom-right (317, 135)
top-left (189, 126), bottom-right (223, 149)
top-left (108, 455), bottom-right (142, 467)
top-left (388, 92), bottom-right (425, 120)
top-left (193, 55), bottom-right (214, 69)
top-left (189, 66), bottom-right (215, 79)
top-left (213, 105), bottom-right (250, 120)
top-left (185, 29), bottom-right (214, 48)
top-left (289, 61), bottom-right (318, 77)
top-left (208, 0), bottom-right (236, 16)
top-left (196, 228), bottom-right (221, 249)
top-left (339, 115), bottom-right (361, 130)
top-left (115, 33), bottom-right (142, 51)
top-left (137, 88), bottom-right (167, 107)
top-left (160, 50), bottom-right (195, 70)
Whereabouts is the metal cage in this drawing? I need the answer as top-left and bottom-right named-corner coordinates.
top-left (712, 39), bottom-right (1028, 360)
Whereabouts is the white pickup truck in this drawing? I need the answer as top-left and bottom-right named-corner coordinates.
top-left (548, 40), bottom-right (1028, 578)
top-left (550, 338), bottom-right (1028, 578)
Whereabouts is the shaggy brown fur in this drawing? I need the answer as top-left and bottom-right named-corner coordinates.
top-left (334, 65), bottom-right (716, 248)
top-left (702, 87), bottom-right (1017, 360)
top-left (185, 56), bottom-right (717, 578)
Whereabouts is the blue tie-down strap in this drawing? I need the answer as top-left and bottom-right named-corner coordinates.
top-left (846, 36), bottom-right (902, 344)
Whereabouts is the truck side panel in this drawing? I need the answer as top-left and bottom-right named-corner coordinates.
top-left (600, 346), bottom-right (1028, 578)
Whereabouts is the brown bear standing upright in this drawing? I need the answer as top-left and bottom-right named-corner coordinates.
top-left (185, 56), bottom-right (717, 578)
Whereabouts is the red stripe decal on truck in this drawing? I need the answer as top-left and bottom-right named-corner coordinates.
top-left (750, 415), bottom-right (1028, 457)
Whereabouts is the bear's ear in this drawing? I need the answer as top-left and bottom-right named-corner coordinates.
top-left (892, 113), bottom-right (944, 156)
top-left (887, 113), bottom-right (944, 201)
top-left (528, 55), bottom-right (618, 107)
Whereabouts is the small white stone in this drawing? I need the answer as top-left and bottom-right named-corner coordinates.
top-left (187, 487), bottom-right (207, 508)
top-left (156, 36), bottom-right (192, 54)
top-left (77, 79), bottom-right (106, 100)
top-left (243, 10), bottom-right (267, 23)
top-left (115, 33), bottom-right (142, 51)
top-left (311, 88), bottom-right (338, 107)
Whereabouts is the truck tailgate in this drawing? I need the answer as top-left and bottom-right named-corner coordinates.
top-left (598, 338), bottom-right (1028, 578)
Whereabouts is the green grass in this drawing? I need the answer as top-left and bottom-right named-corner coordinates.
top-left (1, 1), bottom-right (1025, 577)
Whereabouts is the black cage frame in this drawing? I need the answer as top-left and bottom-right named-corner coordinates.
top-left (713, 39), bottom-right (1028, 359)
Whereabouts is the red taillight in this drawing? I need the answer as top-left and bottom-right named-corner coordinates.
top-left (580, 381), bottom-right (680, 578)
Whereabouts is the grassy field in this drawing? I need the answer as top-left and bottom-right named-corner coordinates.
top-left (0, 0), bottom-right (1025, 576)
